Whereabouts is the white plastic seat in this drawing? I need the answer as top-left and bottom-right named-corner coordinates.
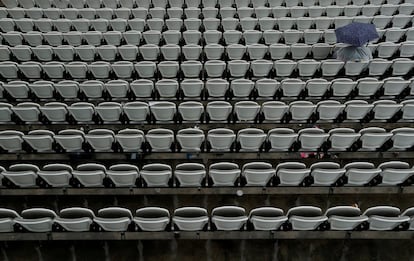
top-left (174, 163), bottom-right (206, 187)
top-left (134, 207), bottom-right (170, 232)
top-left (204, 30), bottom-right (222, 44)
top-left (176, 128), bottom-right (205, 152)
top-left (283, 30), bottom-right (303, 45)
top-left (288, 206), bottom-right (328, 231)
top-left (221, 18), bottom-right (239, 31)
top-left (115, 129), bottom-right (145, 152)
top-left (105, 80), bottom-right (129, 98)
top-left (145, 128), bottom-right (175, 152)
top-left (321, 59), bottom-right (345, 77)
top-left (54, 80), bottom-right (79, 100)
top-left (317, 100), bottom-right (345, 122)
top-left (54, 129), bottom-right (85, 152)
top-left (274, 59), bottom-right (296, 77)
top-left (226, 43), bottom-right (246, 60)
top-left (327, 206), bottom-right (368, 231)
top-left (53, 45), bottom-right (75, 62)
top-left (267, 128), bottom-right (297, 151)
top-left (0, 130), bottom-right (24, 152)
top-left (128, 18), bottom-right (145, 31)
top-left (402, 100), bottom-right (414, 121)
top-left (355, 77), bottom-right (383, 97)
top-left (10, 45), bottom-right (32, 62)
top-left (182, 30), bottom-right (201, 45)
top-left (162, 30), bottom-right (181, 45)
top-left (345, 162), bottom-right (381, 186)
top-left (160, 44), bottom-right (180, 61)
top-left (359, 127), bottom-right (393, 151)
top-left (65, 62), bottom-right (88, 79)
top-left (88, 61), bottom-right (111, 79)
top-left (230, 78), bottom-right (254, 98)
top-left (206, 101), bottom-right (232, 122)
top-left (37, 164), bottom-right (72, 187)
top-left (75, 45), bottom-right (96, 62)
top-left (207, 128), bottom-right (235, 152)
top-left (0, 208), bottom-right (19, 232)
top-left (72, 163), bottom-right (106, 188)
top-left (391, 128), bottom-right (414, 151)
top-left (173, 207), bottom-right (208, 231)
top-left (329, 128), bottom-right (361, 152)
top-left (269, 44), bottom-right (289, 60)
top-left (382, 77), bottom-right (410, 96)
top-left (372, 100), bottom-right (402, 121)
top-left (94, 207), bottom-right (132, 232)
top-left (155, 79), bottom-right (179, 98)
top-left (255, 79), bottom-right (279, 98)
top-left (106, 164), bottom-right (139, 187)
top-left (204, 44), bottom-right (225, 60)
top-left (392, 58), bottom-right (414, 76)
top-left (377, 42), bottom-right (400, 58)
top-left (289, 101), bottom-right (316, 122)
top-left (249, 207), bottom-right (288, 231)
top-left (247, 44), bottom-right (268, 60)
top-left (205, 60), bottom-right (227, 78)
top-left (18, 61), bottom-right (42, 79)
top-left (140, 163), bottom-right (172, 187)
top-left (55, 207), bottom-right (95, 232)
top-left (206, 79), bottom-right (229, 97)
top-left (111, 61), bottom-right (134, 79)
top-left (79, 80), bottom-right (104, 99)
top-left (276, 162), bottom-right (308, 186)
top-left (242, 162), bottom-right (275, 187)
top-left (237, 128), bottom-right (266, 152)
top-left (305, 79), bottom-right (330, 98)
top-left (344, 100), bottom-right (374, 122)
top-left (15, 208), bottom-right (56, 232)
top-left (85, 129), bottom-right (115, 152)
top-left (310, 162), bottom-right (345, 186)
top-left (150, 101), bottom-right (177, 122)
top-left (2, 164), bottom-right (39, 187)
top-left (40, 102), bottom-right (68, 122)
top-left (3, 80), bottom-right (29, 99)
top-left (182, 44), bottom-right (202, 60)
top-left (96, 45), bottom-right (117, 61)
top-left (281, 78), bottom-right (305, 98)
top-left (52, 19), bottom-right (71, 33)
top-left (12, 102), bottom-right (40, 122)
top-left (345, 61), bottom-right (369, 76)
top-left (130, 79), bottom-right (154, 98)
top-left (134, 61), bottom-right (157, 78)
top-left (139, 44), bottom-right (160, 61)
top-left (234, 101), bottom-right (259, 123)
top-left (95, 102), bottom-right (122, 122)
top-left (178, 101), bottom-right (204, 122)
top-left (297, 59), bottom-right (320, 77)
top-left (22, 31), bottom-right (42, 47)
top-left (181, 61), bottom-right (202, 78)
top-left (122, 30), bottom-right (141, 45)
top-left (212, 206), bottom-right (248, 231)
top-left (379, 161), bottom-right (414, 186)
top-left (122, 102), bottom-right (149, 123)
top-left (209, 162), bottom-right (240, 186)
top-left (298, 128), bottom-right (329, 151)
top-left (157, 61), bottom-right (180, 79)
top-left (369, 58), bottom-right (393, 76)
top-left (0, 103), bottom-right (13, 123)
top-left (364, 206), bottom-right (409, 231)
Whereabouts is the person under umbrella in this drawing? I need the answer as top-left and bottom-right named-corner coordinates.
top-left (333, 22), bottom-right (379, 62)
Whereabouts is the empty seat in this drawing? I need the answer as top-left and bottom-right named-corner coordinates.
top-left (211, 206), bottom-right (248, 231)
top-left (85, 129), bottom-right (115, 152)
top-left (237, 128), bottom-right (266, 152)
top-left (23, 130), bottom-right (54, 152)
top-left (329, 128), bottom-right (361, 151)
top-left (150, 101), bottom-right (177, 122)
top-left (115, 129), bottom-right (145, 153)
top-left (54, 129), bottom-right (85, 152)
top-left (173, 207), bottom-right (208, 231)
top-left (255, 79), bottom-right (279, 98)
top-left (207, 128), bottom-right (236, 152)
top-left (0, 208), bottom-right (20, 232)
top-left (289, 101), bottom-right (316, 122)
top-left (180, 79), bottom-right (203, 98)
top-left (310, 162), bottom-right (345, 186)
top-left (37, 163), bottom-right (72, 188)
top-left (94, 207), bottom-right (132, 232)
top-left (178, 101), bottom-right (204, 123)
top-left (345, 162), bottom-right (381, 186)
top-left (54, 207), bottom-right (95, 232)
top-left (206, 79), bottom-right (229, 98)
top-left (231, 79), bottom-right (255, 98)
top-left (267, 128), bottom-right (297, 151)
top-left (134, 207), bottom-right (170, 232)
top-left (326, 206), bottom-right (368, 231)
top-left (209, 162), bottom-right (240, 186)
top-left (12, 102), bottom-right (40, 122)
top-left (298, 128), bottom-right (329, 151)
top-left (176, 128), bottom-right (205, 152)
top-left (14, 208), bottom-right (56, 232)
top-left (364, 206), bottom-right (409, 231)
top-left (106, 164), bottom-right (139, 187)
top-left (249, 207), bottom-right (288, 231)
top-left (174, 163), bottom-right (206, 187)
top-left (140, 163), bottom-right (172, 187)
top-left (288, 206), bottom-right (328, 231)
top-left (72, 163), bottom-right (106, 187)
top-left (372, 100), bottom-right (402, 121)
top-left (146, 128), bottom-right (174, 152)
top-left (242, 162), bottom-right (275, 187)
top-left (2, 164), bottom-right (39, 188)
top-left (276, 162), bottom-right (308, 186)
top-left (316, 100), bottom-right (345, 122)
top-left (68, 102), bottom-right (95, 123)
top-left (379, 161), bottom-right (414, 186)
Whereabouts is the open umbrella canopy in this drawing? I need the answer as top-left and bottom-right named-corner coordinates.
top-left (335, 22), bottom-right (379, 47)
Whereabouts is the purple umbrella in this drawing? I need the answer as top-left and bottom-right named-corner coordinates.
top-left (335, 22), bottom-right (379, 47)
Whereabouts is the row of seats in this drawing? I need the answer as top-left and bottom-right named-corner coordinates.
top-left (2, 42), bottom-right (413, 64)
top-left (2, 4), bottom-right (414, 20)
top-left (0, 58), bottom-right (412, 79)
top-left (1, 98), bottom-right (414, 122)
top-left (2, 78), bottom-right (414, 101)
top-left (2, 0), bottom-right (410, 9)
top-left (0, 205), bottom-right (413, 232)
top-left (0, 15), bottom-right (411, 33)
top-left (0, 160), bottom-right (413, 187)
top-left (0, 126), bottom-right (413, 153)
top-left (1, 28), bottom-right (410, 48)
